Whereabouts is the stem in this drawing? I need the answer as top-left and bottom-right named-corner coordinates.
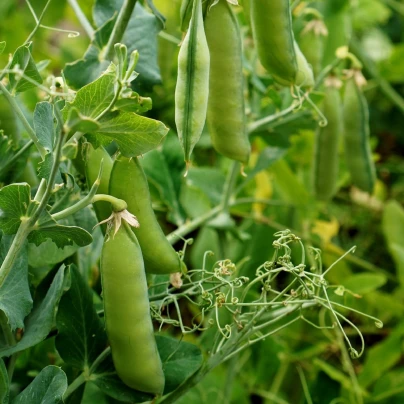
top-left (63, 372), bottom-right (87, 401)
top-left (166, 205), bottom-right (223, 245)
top-left (0, 82), bottom-right (46, 158)
top-left (67, 0), bottom-right (94, 38)
top-left (102, 0), bottom-right (138, 61)
top-left (0, 140), bottom-right (34, 176)
top-left (92, 194), bottom-right (127, 212)
top-left (221, 162), bottom-right (240, 212)
top-left (350, 37), bottom-right (404, 114)
top-left (89, 347), bottom-right (111, 373)
top-left (314, 57), bottom-right (343, 90)
top-left (25, 0), bottom-right (54, 43)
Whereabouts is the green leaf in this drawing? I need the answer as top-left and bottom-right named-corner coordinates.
top-left (29, 224), bottom-right (93, 249)
top-left (156, 335), bottom-right (203, 395)
top-left (37, 152), bottom-right (62, 182)
top-left (56, 265), bottom-right (108, 370)
top-left (63, 64), bottom-right (116, 120)
top-left (91, 355), bottom-right (154, 403)
top-left (12, 366), bottom-right (67, 404)
top-left (0, 265), bottom-right (68, 358)
top-left (0, 359), bottom-right (9, 404)
top-left (246, 147), bottom-right (286, 181)
top-left (358, 321), bottom-right (404, 388)
top-left (33, 102), bottom-right (55, 152)
top-left (142, 149), bottom-right (184, 226)
top-left (9, 43), bottom-right (43, 93)
top-left (63, 18), bottom-right (114, 90)
top-left (87, 110), bottom-right (168, 157)
top-left (65, 107), bottom-right (100, 134)
top-left (0, 234), bottom-right (32, 331)
top-left (343, 273), bottom-right (387, 294)
top-left (0, 134), bottom-right (14, 178)
top-left (114, 93), bottom-right (152, 114)
top-left (0, 183), bottom-right (31, 234)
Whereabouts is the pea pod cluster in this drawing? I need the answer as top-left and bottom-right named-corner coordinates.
top-left (175, 0), bottom-right (210, 165)
top-left (250, 0), bottom-right (314, 87)
top-left (204, 0), bottom-right (251, 164)
top-left (343, 74), bottom-right (376, 193)
top-left (101, 221), bottom-right (165, 395)
top-left (313, 78), bottom-right (342, 200)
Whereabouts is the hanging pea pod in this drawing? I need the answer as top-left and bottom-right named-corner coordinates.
top-left (313, 77), bottom-right (343, 200)
top-left (343, 71), bottom-right (376, 194)
top-left (175, 0), bottom-right (210, 166)
top-left (204, 0), bottom-right (251, 164)
top-left (101, 220), bottom-right (165, 394)
top-left (250, 0), bottom-right (314, 87)
top-left (109, 155), bottom-right (186, 275)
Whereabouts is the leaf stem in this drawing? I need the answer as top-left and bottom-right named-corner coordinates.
top-left (222, 161), bottom-right (240, 212)
top-left (63, 372), bottom-right (87, 401)
top-left (67, 0), bottom-right (94, 38)
top-left (0, 82), bottom-right (46, 158)
top-left (25, 0), bottom-right (54, 44)
top-left (103, 0), bottom-right (138, 61)
top-left (0, 140), bottom-right (34, 176)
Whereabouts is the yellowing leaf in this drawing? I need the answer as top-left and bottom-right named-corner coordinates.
top-left (312, 218), bottom-right (339, 244)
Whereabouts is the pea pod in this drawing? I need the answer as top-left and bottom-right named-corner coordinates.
top-left (109, 155), bottom-right (185, 274)
top-left (343, 75), bottom-right (376, 193)
top-left (101, 221), bottom-right (165, 394)
top-left (204, 0), bottom-right (250, 164)
top-left (313, 79), bottom-right (342, 200)
top-left (175, 0), bottom-right (210, 164)
top-left (250, 0), bottom-right (313, 87)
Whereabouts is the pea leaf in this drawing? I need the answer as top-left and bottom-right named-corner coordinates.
top-left (63, 64), bottom-right (116, 120)
top-left (0, 234), bottom-right (32, 331)
top-left (65, 107), bottom-right (100, 134)
top-left (157, 335), bottom-right (203, 395)
top-left (343, 273), bottom-right (387, 294)
top-left (0, 359), bottom-right (9, 404)
top-left (0, 265), bottom-right (68, 358)
top-left (9, 43), bottom-right (43, 93)
top-left (0, 183), bottom-right (31, 235)
top-left (33, 102), bottom-right (55, 152)
top-left (56, 265), bottom-right (108, 370)
top-left (12, 366), bottom-right (67, 404)
top-left (86, 110), bottom-right (168, 157)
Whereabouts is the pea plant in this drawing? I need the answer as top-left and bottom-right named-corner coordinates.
top-left (0, 0), bottom-right (401, 403)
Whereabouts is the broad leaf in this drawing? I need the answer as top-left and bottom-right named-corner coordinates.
top-left (9, 43), bottom-right (43, 93)
top-left (0, 265), bottom-right (68, 358)
top-left (157, 335), bottom-right (203, 395)
top-left (65, 107), bottom-right (100, 134)
top-left (56, 265), bottom-right (108, 370)
top-left (12, 366), bottom-right (67, 404)
top-left (246, 147), bottom-right (286, 181)
top-left (0, 183), bottom-right (31, 234)
top-left (33, 102), bottom-right (55, 152)
top-left (87, 110), bottom-right (168, 157)
top-left (0, 234), bottom-right (32, 331)
top-left (343, 273), bottom-right (387, 294)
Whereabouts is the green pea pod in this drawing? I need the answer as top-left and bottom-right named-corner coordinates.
top-left (101, 221), bottom-right (165, 394)
top-left (250, 0), bottom-right (297, 86)
top-left (205, 0), bottom-right (250, 164)
top-left (85, 144), bottom-right (113, 228)
top-left (175, 0), bottom-right (210, 164)
top-left (343, 76), bottom-right (376, 193)
top-left (313, 80), bottom-right (342, 200)
top-left (109, 155), bottom-right (185, 274)
top-left (294, 41), bottom-right (315, 88)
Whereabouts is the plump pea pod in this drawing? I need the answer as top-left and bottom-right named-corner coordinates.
top-left (101, 221), bottom-right (165, 394)
top-left (109, 156), bottom-right (185, 274)
top-left (294, 41), bottom-right (315, 88)
top-left (204, 0), bottom-right (250, 164)
top-left (85, 144), bottom-right (113, 227)
top-left (313, 80), bottom-right (342, 200)
top-left (175, 0), bottom-right (210, 164)
top-left (343, 76), bottom-right (376, 193)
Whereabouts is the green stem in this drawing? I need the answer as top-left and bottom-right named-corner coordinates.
top-left (102, 0), bottom-right (138, 61)
top-left (25, 0), bottom-right (54, 43)
top-left (92, 194), bottom-right (127, 212)
top-left (314, 57), bottom-right (343, 90)
top-left (221, 161), bottom-right (240, 212)
top-left (0, 82), bottom-right (46, 158)
top-left (0, 140), bottom-right (34, 176)
top-left (89, 347), bottom-right (111, 374)
top-left (63, 373), bottom-right (87, 401)
top-left (67, 0), bottom-right (94, 38)
top-left (350, 37), bottom-right (404, 114)
top-left (166, 205), bottom-right (223, 245)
